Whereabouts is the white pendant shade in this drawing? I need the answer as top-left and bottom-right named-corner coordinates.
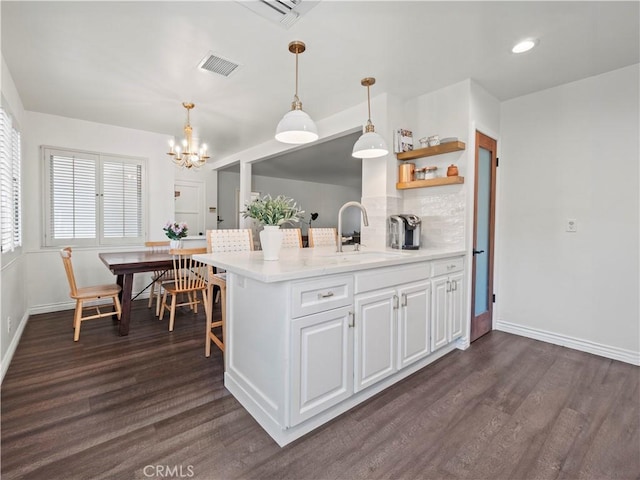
top-left (275, 109), bottom-right (319, 144)
top-left (352, 131), bottom-right (389, 158)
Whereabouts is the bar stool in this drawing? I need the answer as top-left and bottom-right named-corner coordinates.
top-left (205, 229), bottom-right (254, 357)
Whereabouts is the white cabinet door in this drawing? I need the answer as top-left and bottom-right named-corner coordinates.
top-left (290, 306), bottom-right (353, 426)
top-left (354, 289), bottom-right (396, 392)
top-left (449, 272), bottom-right (464, 341)
top-left (397, 280), bottom-right (431, 369)
top-left (432, 271), bottom-right (465, 350)
top-left (431, 277), bottom-right (449, 351)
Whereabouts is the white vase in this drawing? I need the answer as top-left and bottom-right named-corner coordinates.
top-left (169, 239), bottom-right (181, 250)
top-left (259, 225), bottom-right (283, 261)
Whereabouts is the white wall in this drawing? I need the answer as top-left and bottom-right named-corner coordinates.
top-left (217, 171), bottom-right (240, 229)
top-left (496, 64), bottom-right (640, 364)
top-left (24, 112), bottom-right (175, 313)
top-left (1, 55), bottom-right (28, 380)
top-left (402, 80), bottom-right (471, 249)
top-left (218, 171), bottom-right (363, 235)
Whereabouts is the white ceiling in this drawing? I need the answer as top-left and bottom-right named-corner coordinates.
top-left (2, 1), bottom-right (639, 182)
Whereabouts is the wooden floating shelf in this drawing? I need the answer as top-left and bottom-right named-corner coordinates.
top-left (396, 176), bottom-right (465, 190)
top-left (396, 141), bottom-right (466, 161)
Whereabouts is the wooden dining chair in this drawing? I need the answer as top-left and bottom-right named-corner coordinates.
top-left (281, 228), bottom-right (303, 248)
top-left (205, 229), bottom-right (254, 357)
top-left (308, 227), bottom-right (337, 248)
top-left (159, 247), bottom-right (210, 332)
top-left (60, 247), bottom-right (122, 341)
top-left (145, 240), bottom-right (171, 316)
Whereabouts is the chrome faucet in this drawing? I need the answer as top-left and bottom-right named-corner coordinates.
top-left (337, 201), bottom-right (369, 252)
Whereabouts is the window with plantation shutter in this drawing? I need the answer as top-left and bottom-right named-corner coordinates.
top-left (0, 107), bottom-right (22, 254)
top-left (102, 158), bottom-right (143, 239)
top-left (43, 147), bottom-right (146, 247)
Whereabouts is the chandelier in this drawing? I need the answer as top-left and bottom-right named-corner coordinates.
top-left (167, 102), bottom-right (210, 169)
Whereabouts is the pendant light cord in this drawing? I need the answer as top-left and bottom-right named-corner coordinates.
top-left (294, 50), bottom-right (300, 103)
top-left (367, 84), bottom-right (372, 124)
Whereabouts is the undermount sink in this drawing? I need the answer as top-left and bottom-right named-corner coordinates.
top-left (325, 249), bottom-right (405, 255)
top-left (304, 250), bottom-right (406, 265)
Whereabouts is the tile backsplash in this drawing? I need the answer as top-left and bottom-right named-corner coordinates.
top-left (362, 190), bottom-right (465, 250)
top-left (361, 195), bottom-right (401, 250)
top-left (401, 188), bottom-right (466, 249)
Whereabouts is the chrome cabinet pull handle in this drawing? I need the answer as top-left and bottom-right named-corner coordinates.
top-left (452, 280), bottom-right (457, 291)
top-left (393, 294), bottom-right (399, 310)
top-left (348, 311), bottom-right (355, 328)
top-left (401, 293), bottom-right (407, 307)
top-left (446, 280), bottom-right (451, 292)
top-left (318, 291), bottom-right (334, 299)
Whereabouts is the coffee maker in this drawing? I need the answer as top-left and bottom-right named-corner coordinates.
top-left (389, 214), bottom-right (422, 250)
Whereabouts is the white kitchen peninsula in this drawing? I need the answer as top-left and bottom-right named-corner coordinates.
top-left (194, 247), bottom-right (467, 446)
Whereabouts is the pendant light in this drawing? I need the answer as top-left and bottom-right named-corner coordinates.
top-left (352, 77), bottom-right (389, 159)
top-left (275, 41), bottom-right (318, 144)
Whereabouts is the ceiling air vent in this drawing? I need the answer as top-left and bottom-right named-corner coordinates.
top-left (198, 53), bottom-right (241, 78)
top-left (236, 0), bottom-right (321, 29)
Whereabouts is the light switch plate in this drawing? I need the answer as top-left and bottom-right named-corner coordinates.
top-left (566, 218), bottom-right (578, 232)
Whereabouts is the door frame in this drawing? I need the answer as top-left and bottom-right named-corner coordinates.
top-left (470, 131), bottom-right (497, 342)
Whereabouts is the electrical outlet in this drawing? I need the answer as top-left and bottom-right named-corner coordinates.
top-left (566, 218), bottom-right (578, 233)
top-left (7, 317), bottom-right (12, 333)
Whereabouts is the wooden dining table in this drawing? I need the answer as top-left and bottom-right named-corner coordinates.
top-left (99, 250), bottom-right (174, 335)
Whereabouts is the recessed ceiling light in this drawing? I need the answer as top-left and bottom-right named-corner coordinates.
top-left (512, 39), bottom-right (538, 54)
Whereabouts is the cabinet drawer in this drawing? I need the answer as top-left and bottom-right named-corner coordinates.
top-left (432, 257), bottom-right (464, 276)
top-left (291, 275), bottom-right (353, 318)
top-left (355, 262), bottom-right (430, 294)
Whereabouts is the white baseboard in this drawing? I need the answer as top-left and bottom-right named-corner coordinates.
top-left (29, 291), bottom-right (151, 315)
top-left (495, 320), bottom-right (640, 366)
top-left (29, 300), bottom-right (77, 315)
top-left (1, 311), bottom-right (29, 384)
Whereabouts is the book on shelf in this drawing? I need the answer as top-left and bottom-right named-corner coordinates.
top-left (394, 128), bottom-right (413, 153)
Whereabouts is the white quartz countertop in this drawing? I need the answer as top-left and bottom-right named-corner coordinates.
top-left (194, 246), bottom-right (466, 283)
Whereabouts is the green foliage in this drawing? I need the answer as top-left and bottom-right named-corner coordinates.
top-left (163, 221), bottom-right (188, 240)
top-left (242, 194), bottom-right (304, 226)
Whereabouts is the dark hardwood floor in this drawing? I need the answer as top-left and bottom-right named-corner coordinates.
top-left (2, 300), bottom-right (639, 480)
